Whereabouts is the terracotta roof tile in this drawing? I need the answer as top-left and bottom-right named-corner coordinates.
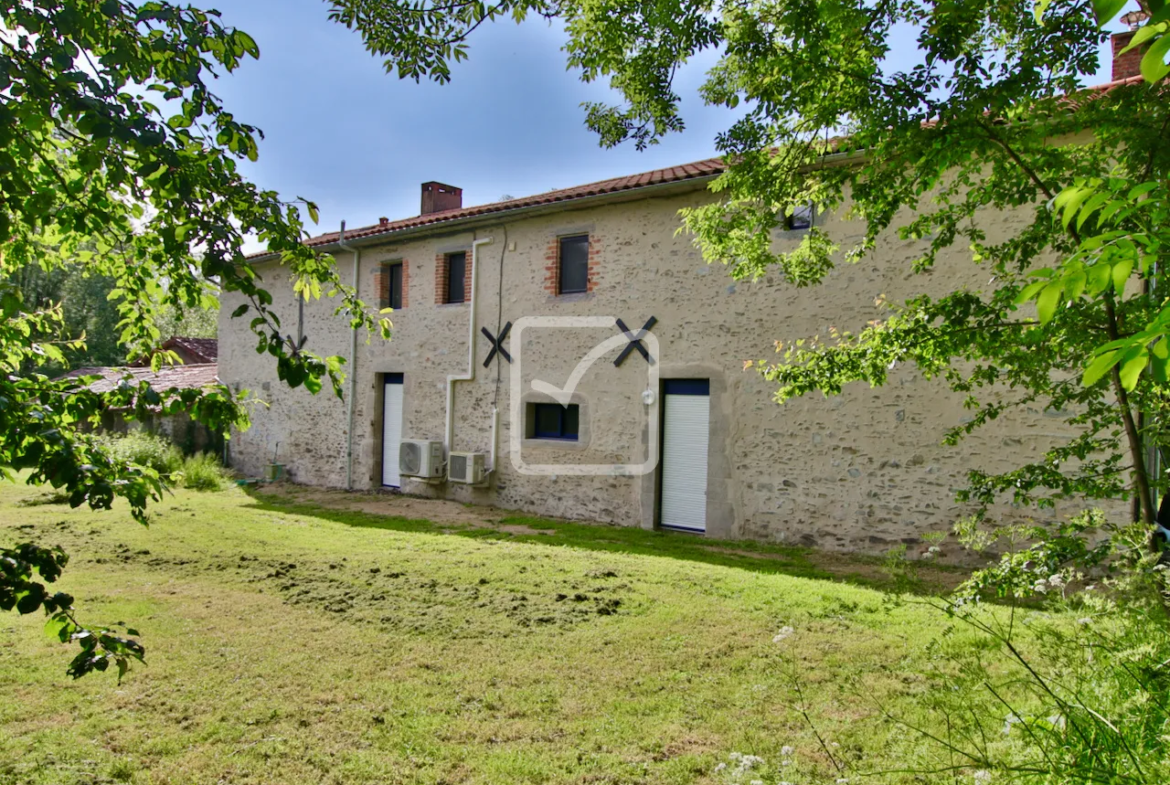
top-left (267, 155), bottom-right (726, 255)
top-left (162, 336), bottom-right (218, 363)
top-left (63, 363), bottom-right (219, 394)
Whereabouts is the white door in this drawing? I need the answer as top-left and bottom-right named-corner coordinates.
top-left (381, 374), bottom-right (404, 487)
top-left (660, 379), bottom-right (710, 532)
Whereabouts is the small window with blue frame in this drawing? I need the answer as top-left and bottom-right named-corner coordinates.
top-left (530, 403), bottom-right (579, 441)
top-left (783, 203), bottom-right (814, 231)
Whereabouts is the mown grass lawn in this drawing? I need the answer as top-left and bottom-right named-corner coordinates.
top-left (2, 479), bottom-right (994, 785)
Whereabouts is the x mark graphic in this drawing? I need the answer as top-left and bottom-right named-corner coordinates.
top-left (481, 321), bottom-right (513, 368)
top-left (614, 316), bottom-right (657, 367)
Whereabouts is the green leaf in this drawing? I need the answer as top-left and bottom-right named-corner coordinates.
top-left (1141, 35), bottom-right (1170, 83)
top-left (1152, 339), bottom-right (1170, 382)
top-left (45, 617), bottom-right (68, 640)
top-left (1119, 346), bottom-right (1149, 390)
top-left (1112, 258), bottom-right (1135, 295)
top-left (1127, 182), bottom-right (1160, 200)
top-left (1063, 268), bottom-right (1086, 300)
top-left (1091, 0), bottom-right (1128, 26)
top-left (1083, 348), bottom-right (1122, 386)
top-left (1122, 21), bottom-right (1170, 53)
top-left (1076, 192), bottom-right (1111, 231)
top-left (1015, 280), bottom-right (1047, 303)
top-left (235, 31), bottom-right (261, 59)
top-left (231, 304), bottom-right (249, 319)
top-left (1037, 281), bottom-right (1062, 323)
top-left (1033, 0), bottom-right (1053, 23)
top-left (1086, 263), bottom-right (1112, 294)
top-left (1059, 187), bottom-right (1094, 229)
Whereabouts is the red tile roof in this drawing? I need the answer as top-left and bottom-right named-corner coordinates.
top-left (64, 363), bottom-right (220, 395)
top-left (162, 336), bottom-right (218, 363)
top-left (289, 156), bottom-right (726, 252)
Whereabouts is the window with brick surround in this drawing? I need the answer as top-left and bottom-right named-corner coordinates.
top-left (387, 262), bottom-right (403, 309)
top-left (375, 261), bottom-right (408, 310)
top-left (558, 235), bottom-right (589, 294)
top-left (444, 251), bottom-right (466, 304)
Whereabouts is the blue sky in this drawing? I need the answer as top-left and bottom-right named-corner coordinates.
top-left (207, 1), bottom-right (1125, 246)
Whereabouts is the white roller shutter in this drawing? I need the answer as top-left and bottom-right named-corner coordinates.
top-left (381, 376), bottom-right (404, 487)
top-left (660, 386), bottom-right (710, 532)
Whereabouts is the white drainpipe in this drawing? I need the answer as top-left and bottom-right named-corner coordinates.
top-left (446, 236), bottom-right (494, 467)
top-left (337, 221), bottom-right (360, 490)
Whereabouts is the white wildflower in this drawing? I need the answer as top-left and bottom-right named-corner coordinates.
top-left (780, 745), bottom-right (794, 756)
top-left (773, 626), bottom-right (795, 643)
top-left (1078, 617), bottom-right (1092, 625)
top-left (714, 763), bottom-right (726, 773)
top-left (1047, 573), bottom-right (1066, 589)
top-left (750, 781), bottom-right (763, 785)
top-left (974, 769), bottom-right (992, 784)
top-left (1032, 579), bottom-right (1049, 594)
top-left (1003, 713), bottom-right (1022, 735)
top-left (837, 779), bottom-right (850, 784)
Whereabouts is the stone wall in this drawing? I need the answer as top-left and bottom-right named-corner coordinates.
top-left (218, 183), bottom-right (1122, 552)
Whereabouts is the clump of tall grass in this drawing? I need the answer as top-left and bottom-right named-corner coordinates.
top-left (175, 452), bottom-right (228, 491)
top-left (96, 432), bottom-right (230, 491)
top-left (96, 431), bottom-right (183, 475)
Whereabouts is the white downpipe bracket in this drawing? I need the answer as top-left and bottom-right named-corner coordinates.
top-left (445, 236), bottom-right (494, 464)
top-left (338, 221), bottom-right (360, 490)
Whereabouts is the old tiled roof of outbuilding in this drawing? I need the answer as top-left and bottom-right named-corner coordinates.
top-left (162, 336), bottom-right (218, 363)
top-left (63, 363), bottom-right (220, 394)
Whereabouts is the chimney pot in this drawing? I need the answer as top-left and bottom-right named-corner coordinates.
top-left (420, 181), bottom-right (462, 215)
top-left (379, 217), bottom-right (389, 226)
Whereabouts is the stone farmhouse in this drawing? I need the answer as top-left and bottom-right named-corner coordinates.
top-left (220, 38), bottom-right (1143, 553)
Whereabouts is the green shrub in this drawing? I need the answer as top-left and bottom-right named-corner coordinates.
top-left (97, 431), bottom-right (183, 475)
top-left (177, 452), bottom-right (228, 492)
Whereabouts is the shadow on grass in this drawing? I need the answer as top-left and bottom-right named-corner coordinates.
top-left (241, 488), bottom-right (967, 596)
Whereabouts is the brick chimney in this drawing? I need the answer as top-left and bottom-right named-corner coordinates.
top-left (1111, 9), bottom-right (1150, 82)
top-left (420, 182), bottom-right (462, 215)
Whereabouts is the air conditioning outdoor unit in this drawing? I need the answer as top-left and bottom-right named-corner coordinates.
top-left (399, 439), bottom-right (445, 479)
top-left (447, 451), bottom-right (488, 485)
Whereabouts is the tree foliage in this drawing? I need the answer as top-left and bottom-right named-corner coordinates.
top-left (1, 1), bottom-right (387, 676)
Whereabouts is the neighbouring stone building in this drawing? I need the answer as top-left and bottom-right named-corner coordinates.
top-left (220, 46), bottom-right (1143, 553)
